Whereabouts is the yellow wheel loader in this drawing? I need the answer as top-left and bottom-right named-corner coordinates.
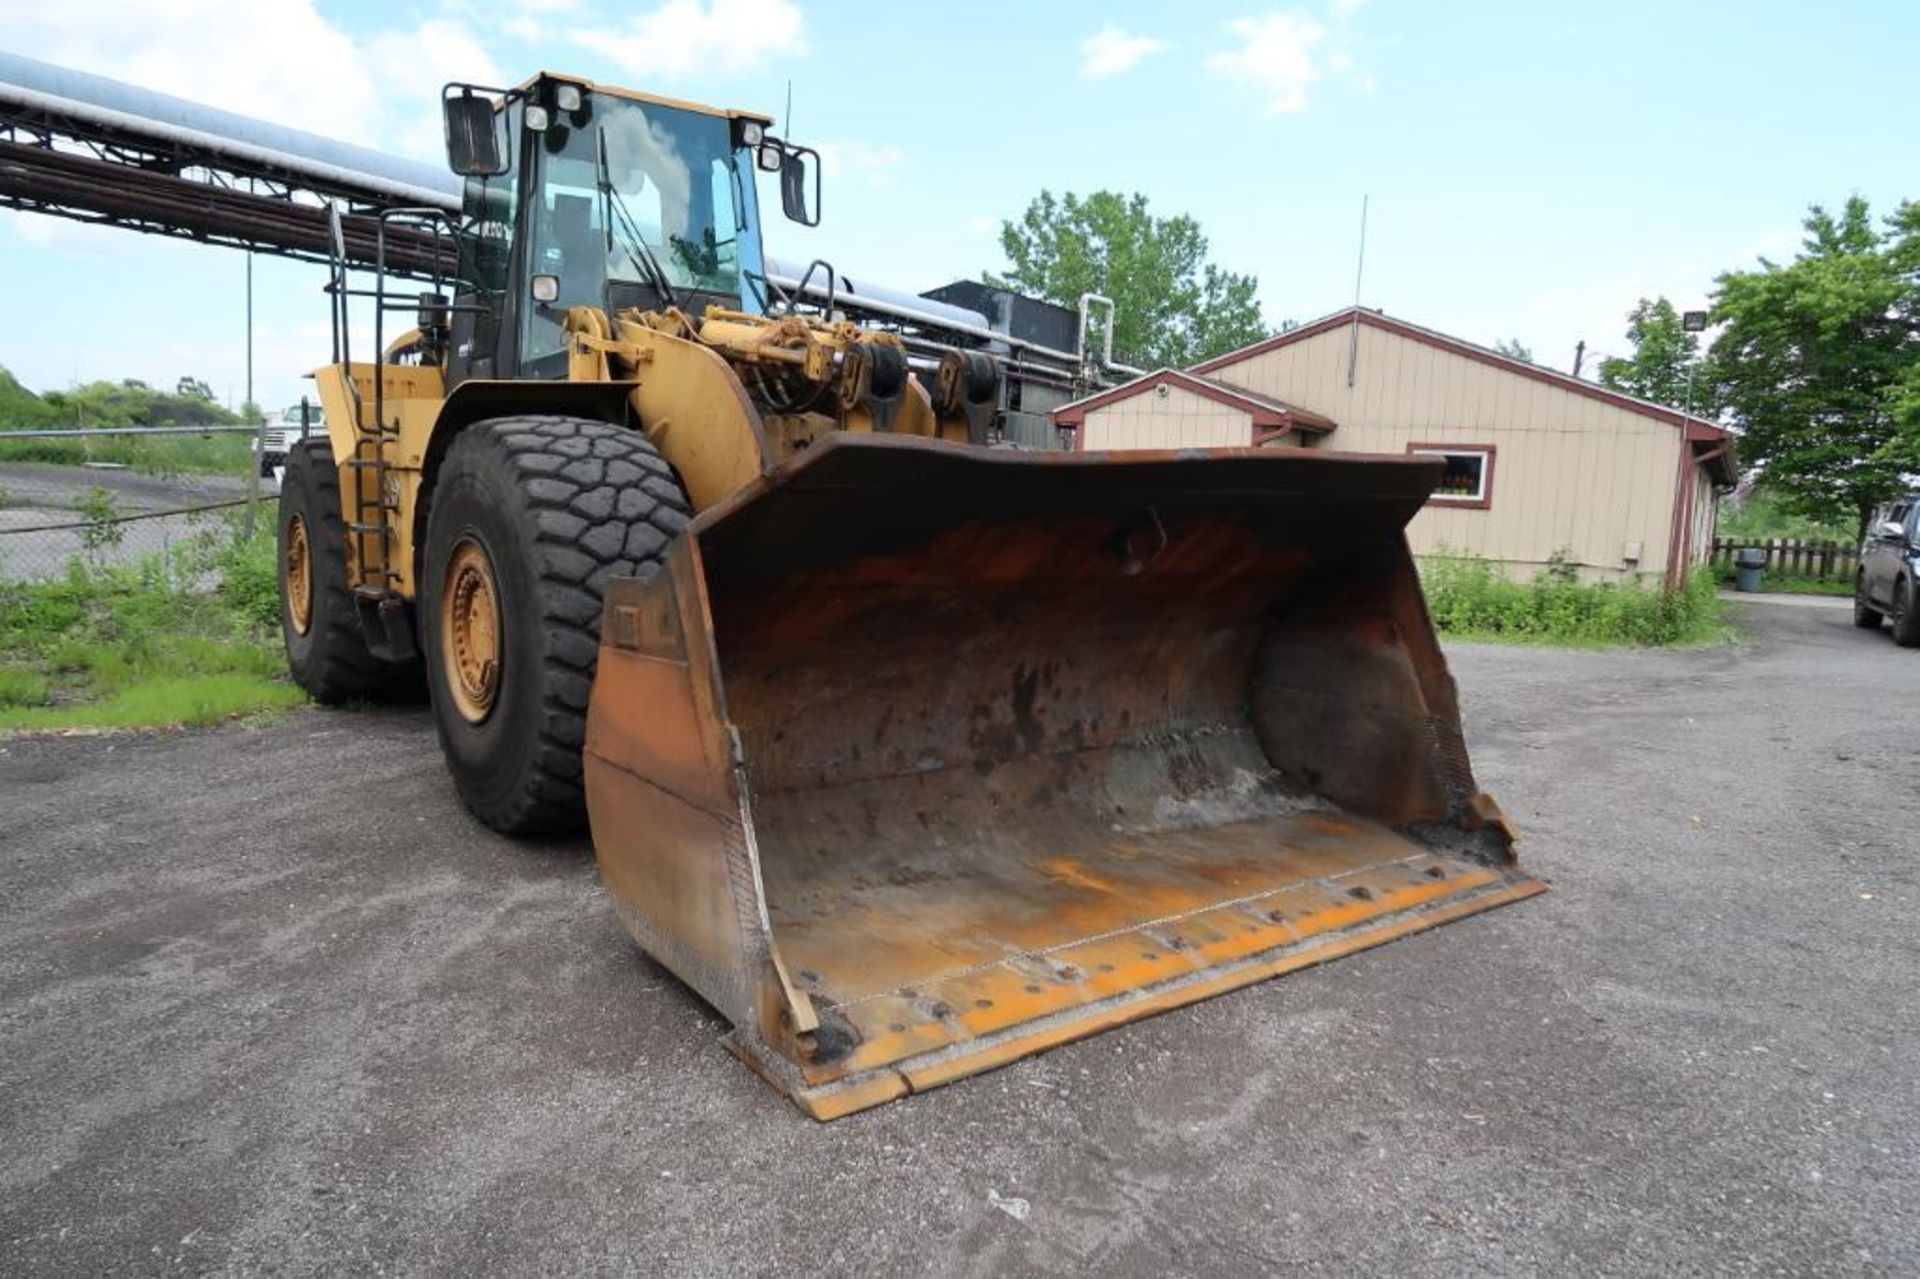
top-left (282, 72), bottom-right (1544, 1119)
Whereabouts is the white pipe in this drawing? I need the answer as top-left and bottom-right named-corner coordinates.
top-left (0, 79), bottom-right (461, 212)
top-left (1076, 293), bottom-right (1142, 376)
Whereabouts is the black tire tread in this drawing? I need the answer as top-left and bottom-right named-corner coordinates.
top-left (281, 439), bottom-right (394, 702)
top-left (431, 415), bottom-right (690, 833)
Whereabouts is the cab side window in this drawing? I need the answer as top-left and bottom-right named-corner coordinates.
top-left (1905, 503), bottom-right (1920, 542)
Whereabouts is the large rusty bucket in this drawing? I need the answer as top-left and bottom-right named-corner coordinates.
top-left (584, 434), bottom-right (1544, 1119)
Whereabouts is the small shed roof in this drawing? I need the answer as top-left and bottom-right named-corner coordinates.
top-left (1051, 368), bottom-right (1338, 435)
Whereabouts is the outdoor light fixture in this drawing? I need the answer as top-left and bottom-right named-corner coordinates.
top-left (740, 119), bottom-right (764, 146)
top-left (554, 83), bottom-right (583, 113)
top-left (525, 104), bottom-right (551, 132)
top-left (531, 274), bottom-right (559, 303)
top-left (1683, 310), bottom-right (1708, 332)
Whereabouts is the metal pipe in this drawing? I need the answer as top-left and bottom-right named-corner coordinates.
top-left (0, 73), bottom-right (460, 210)
top-left (769, 270), bottom-right (1134, 380)
top-left (893, 337), bottom-right (1079, 390)
top-left (1076, 293), bottom-right (1143, 377)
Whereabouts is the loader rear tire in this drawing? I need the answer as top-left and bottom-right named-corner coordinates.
top-left (421, 415), bottom-right (691, 835)
top-left (279, 439), bottom-right (420, 702)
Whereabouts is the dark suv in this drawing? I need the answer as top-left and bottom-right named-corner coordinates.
top-left (1855, 494), bottom-right (1920, 645)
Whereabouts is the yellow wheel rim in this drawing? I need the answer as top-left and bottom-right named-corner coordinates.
top-left (442, 538), bottom-right (502, 724)
top-left (285, 514), bottom-right (313, 636)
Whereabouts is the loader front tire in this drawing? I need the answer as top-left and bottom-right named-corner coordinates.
top-left (279, 439), bottom-right (416, 702)
top-left (421, 415), bottom-right (691, 835)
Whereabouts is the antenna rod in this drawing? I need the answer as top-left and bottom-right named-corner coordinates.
top-left (1347, 194), bottom-right (1368, 389)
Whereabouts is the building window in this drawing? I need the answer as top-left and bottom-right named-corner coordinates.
top-left (1407, 443), bottom-right (1496, 509)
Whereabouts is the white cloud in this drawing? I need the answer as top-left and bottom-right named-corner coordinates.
top-left (366, 19), bottom-right (506, 160)
top-left (812, 139), bottom-right (903, 189)
top-left (1079, 26), bottom-right (1168, 79)
top-left (0, 0), bottom-right (497, 156)
top-left (1, 0), bottom-right (376, 140)
top-left (1329, 0), bottom-right (1366, 17)
top-left (575, 0), bottom-right (806, 79)
top-left (1208, 12), bottom-right (1327, 115)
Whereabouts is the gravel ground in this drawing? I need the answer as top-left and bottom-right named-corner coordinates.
top-left (0, 598), bottom-right (1914, 1274)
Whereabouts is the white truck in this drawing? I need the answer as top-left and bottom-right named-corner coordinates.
top-left (251, 402), bottom-right (325, 487)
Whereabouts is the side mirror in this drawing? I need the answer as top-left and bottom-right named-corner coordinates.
top-left (779, 145), bottom-right (821, 227)
top-left (1879, 520), bottom-right (1907, 541)
top-left (443, 88), bottom-right (507, 177)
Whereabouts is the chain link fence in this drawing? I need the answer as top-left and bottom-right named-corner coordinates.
top-left (0, 425), bottom-right (277, 583)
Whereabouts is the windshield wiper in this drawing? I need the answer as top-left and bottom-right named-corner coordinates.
top-left (595, 131), bottom-right (679, 311)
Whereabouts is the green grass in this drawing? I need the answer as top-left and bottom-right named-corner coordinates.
top-left (0, 674), bottom-right (307, 731)
top-left (0, 430), bottom-right (253, 477)
top-left (0, 519), bottom-right (305, 733)
top-left (1421, 550), bottom-right (1732, 648)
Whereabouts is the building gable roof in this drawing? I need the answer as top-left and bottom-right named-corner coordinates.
top-left (1194, 307), bottom-right (1735, 448)
top-left (1051, 367), bottom-right (1337, 434)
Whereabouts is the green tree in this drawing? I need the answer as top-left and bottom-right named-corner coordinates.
top-left (1493, 338), bottom-right (1533, 363)
top-left (990, 190), bottom-right (1268, 367)
top-left (1710, 197), bottom-right (1919, 536)
top-left (0, 366), bottom-right (59, 429)
top-left (40, 376), bottom-right (239, 429)
top-left (1598, 297), bottom-right (1710, 411)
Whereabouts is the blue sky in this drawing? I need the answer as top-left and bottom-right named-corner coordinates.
top-left (1, 0), bottom-right (1914, 410)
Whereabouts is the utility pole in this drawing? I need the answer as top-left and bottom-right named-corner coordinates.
top-left (245, 251), bottom-right (254, 416)
top-left (1680, 310), bottom-right (1709, 420)
top-left (1572, 340), bottom-right (1586, 379)
top-left (1346, 194), bottom-right (1369, 389)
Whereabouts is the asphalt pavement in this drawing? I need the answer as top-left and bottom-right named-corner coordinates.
top-left (0, 598), bottom-right (1914, 1274)
top-left (0, 462), bottom-right (259, 580)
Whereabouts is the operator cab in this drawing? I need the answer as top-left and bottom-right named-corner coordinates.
top-left (439, 74), bottom-right (818, 384)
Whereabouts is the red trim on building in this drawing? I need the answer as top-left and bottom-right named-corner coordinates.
top-left (1051, 368), bottom-right (1337, 435)
top-left (1406, 442), bottom-right (1497, 510)
top-left (1195, 308), bottom-right (1735, 470)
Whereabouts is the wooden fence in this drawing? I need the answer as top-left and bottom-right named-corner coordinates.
top-left (1709, 537), bottom-right (1853, 580)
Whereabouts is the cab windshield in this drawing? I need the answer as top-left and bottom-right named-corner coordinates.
top-left (523, 95), bottom-right (760, 361)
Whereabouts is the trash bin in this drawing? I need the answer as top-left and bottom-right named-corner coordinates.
top-left (1734, 547), bottom-right (1766, 593)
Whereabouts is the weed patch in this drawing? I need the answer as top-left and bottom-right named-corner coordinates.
top-left (0, 431), bottom-right (253, 477)
top-left (1421, 549), bottom-right (1731, 647)
top-left (0, 519), bottom-right (302, 732)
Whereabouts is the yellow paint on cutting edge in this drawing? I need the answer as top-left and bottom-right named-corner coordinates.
top-left (734, 875), bottom-right (1547, 1121)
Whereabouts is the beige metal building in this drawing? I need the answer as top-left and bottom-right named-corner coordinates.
top-left (1054, 308), bottom-right (1737, 586)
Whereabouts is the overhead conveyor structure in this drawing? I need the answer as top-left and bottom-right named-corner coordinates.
top-left (0, 50), bottom-right (459, 275)
top-left (0, 50), bottom-right (1089, 406)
